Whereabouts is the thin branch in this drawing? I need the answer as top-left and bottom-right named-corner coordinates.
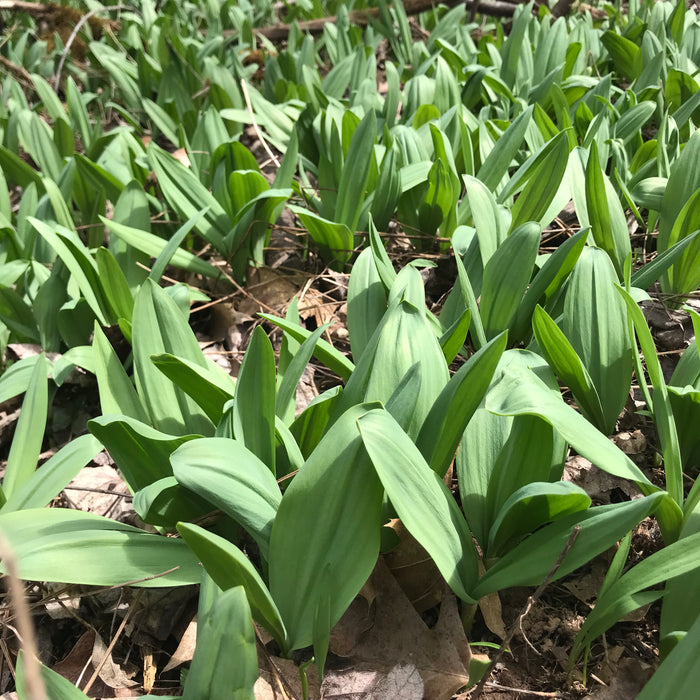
top-left (240, 78), bottom-right (281, 169)
top-left (52, 4), bottom-right (131, 90)
top-left (0, 532), bottom-right (48, 700)
top-left (470, 525), bottom-right (582, 700)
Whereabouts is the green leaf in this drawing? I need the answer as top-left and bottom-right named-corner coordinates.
top-left (171, 438), bottom-right (281, 560)
top-left (132, 280), bottom-right (214, 436)
top-left (177, 523), bottom-right (287, 647)
top-left (358, 408), bottom-right (479, 603)
top-left (533, 305), bottom-right (607, 430)
top-left (2, 434), bottom-right (102, 513)
top-left (509, 131), bottom-right (570, 231)
top-left (92, 324), bottom-right (149, 423)
top-left (276, 323), bottom-right (330, 425)
top-left (572, 531), bottom-right (700, 662)
top-left (0, 508), bottom-right (201, 586)
top-left (260, 313), bottom-right (354, 381)
top-left (101, 216), bottom-right (221, 279)
top-left (233, 326), bottom-right (277, 474)
top-left (585, 141), bottom-right (631, 278)
top-left (95, 247), bottom-right (134, 323)
top-left (602, 31), bottom-right (642, 80)
top-left (269, 404), bottom-right (384, 651)
top-left (17, 653), bottom-right (88, 700)
top-left (563, 247), bottom-right (633, 434)
top-left (417, 332), bottom-right (507, 477)
top-left (473, 493), bottom-right (665, 598)
top-left (486, 367), bottom-right (652, 487)
top-left (637, 612), bottom-right (700, 700)
top-left (480, 222), bottom-right (540, 340)
top-left (88, 414), bottom-right (198, 492)
top-left (347, 248), bottom-right (387, 362)
top-left (151, 353), bottom-right (236, 425)
top-left (181, 584), bottom-right (258, 700)
top-left (335, 110), bottom-right (377, 231)
top-left (3, 356), bottom-right (48, 499)
top-left (289, 206), bottom-right (354, 268)
top-left (488, 481), bottom-right (591, 556)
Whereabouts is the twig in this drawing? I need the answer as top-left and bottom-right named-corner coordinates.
top-left (470, 525), bottom-right (582, 700)
top-left (0, 532), bottom-right (48, 700)
top-left (0, 54), bottom-right (34, 91)
top-left (239, 79), bottom-right (281, 169)
top-left (82, 592), bottom-right (140, 695)
top-left (483, 682), bottom-right (562, 697)
top-left (52, 4), bottom-right (131, 90)
top-left (229, 0), bottom-right (519, 40)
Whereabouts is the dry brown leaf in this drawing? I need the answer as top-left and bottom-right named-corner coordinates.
top-left (384, 519), bottom-right (444, 613)
top-left (163, 616), bottom-right (197, 672)
top-left (331, 558), bottom-right (470, 700)
top-left (51, 627), bottom-right (137, 698)
top-left (63, 465), bottom-right (131, 520)
top-left (611, 430), bottom-right (647, 455)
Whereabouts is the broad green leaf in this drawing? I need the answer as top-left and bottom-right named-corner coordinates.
top-left (572, 531), bottom-right (700, 662)
top-left (259, 314), bottom-right (354, 381)
top-left (88, 414), bottom-right (198, 492)
top-left (289, 206), bottom-right (354, 268)
top-left (480, 222), bottom-right (540, 340)
top-left (485, 368), bottom-right (652, 486)
top-left (632, 230), bottom-right (700, 290)
top-left (92, 324), bottom-right (149, 423)
top-left (132, 476), bottom-right (213, 529)
top-left (0, 355), bottom-right (51, 404)
top-left (177, 523), bottom-right (287, 647)
top-left (637, 613), bottom-right (700, 700)
top-left (181, 584), bottom-right (258, 700)
top-left (533, 305), bottom-right (607, 430)
top-left (509, 132), bottom-right (570, 231)
top-left (30, 218), bottom-right (112, 325)
top-left (511, 227), bottom-right (588, 343)
top-left (602, 31), bottom-right (642, 80)
top-left (269, 404), bottom-right (384, 651)
top-left (132, 280), bottom-right (214, 436)
top-left (102, 216), bottom-right (221, 279)
top-left (487, 481), bottom-right (591, 556)
top-left (585, 141), bottom-right (631, 278)
top-left (95, 247), bottom-right (134, 323)
top-left (563, 247), bottom-right (633, 434)
top-left (473, 493), bottom-right (664, 598)
top-left (417, 332), bottom-right (507, 477)
top-left (2, 434), bottom-right (102, 513)
top-left (148, 142), bottom-right (228, 253)
top-left (0, 508), bottom-right (201, 586)
top-left (335, 110), bottom-right (376, 231)
top-left (358, 408), bottom-right (479, 603)
top-left (171, 438), bottom-right (281, 560)
top-left (3, 356), bottom-right (47, 499)
top-left (233, 326), bottom-right (277, 473)
top-left (152, 353), bottom-right (236, 425)
top-left (150, 209), bottom-right (210, 284)
top-left (347, 248), bottom-right (387, 362)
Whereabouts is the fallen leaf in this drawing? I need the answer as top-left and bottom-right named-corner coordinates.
top-left (332, 558), bottom-right (470, 700)
top-left (384, 520), bottom-right (444, 613)
top-left (163, 616), bottom-right (197, 672)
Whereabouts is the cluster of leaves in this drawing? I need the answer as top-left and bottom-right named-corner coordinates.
top-left (2, 0), bottom-right (700, 697)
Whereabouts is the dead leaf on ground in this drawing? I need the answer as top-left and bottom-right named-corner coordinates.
top-left (330, 557), bottom-right (471, 700)
top-left (587, 657), bottom-right (654, 699)
top-left (383, 519), bottom-right (444, 613)
top-left (63, 465), bottom-right (131, 520)
top-left (51, 627), bottom-right (137, 698)
top-left (163, 615), bottom-right (197, 672)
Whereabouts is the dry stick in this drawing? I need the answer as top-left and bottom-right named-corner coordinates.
top-left (82, 591), bottom-right (140, 696)
top-left (0, 532), bottom-right (48, 700)
top-left (469, 525), bottom-right (582, 700)
top-left (52, 4), bottom-right (130, 90)
top-left (229, 0), bottom-right (519, 40)
top-left (239, 78), bottom-right (281, 169)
